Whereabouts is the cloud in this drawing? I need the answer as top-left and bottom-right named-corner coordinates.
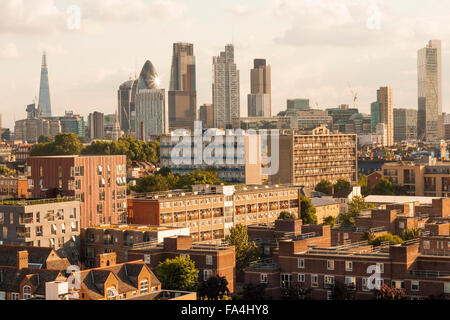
top-left (230, 4), bottom-right (251, 16)
top-left (0, 0), bottom-right (66, 35)
top-left (0, 43), bottom-right (19, 59)
top-left (80, 0), bottom-right (185, 23)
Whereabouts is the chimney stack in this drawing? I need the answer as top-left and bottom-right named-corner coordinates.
top-left (17, 250), bottom-right (29, 270)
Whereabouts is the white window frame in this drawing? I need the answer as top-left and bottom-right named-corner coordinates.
top-left (411, 281), bottom-right (419, 291)
top-left (345, 261), bottom-right (353, 272)
top-left (298, 258), bottom-right (305, 269)
top-left (260, 273), bottom-right (268, 284)
top-left (345, 276), bottom-right (356, 286)
top-left (206, 255), bottom-right (213, 266)
top-left (140, 280), bottom-right (149, 294)
top-left (203, 269), bottom-right (213, 281)
top-left (311, 274), bottom-right (319, 287)
top-left (11, 293), bottom-right (19, 300)
top-left (0, 291), bottom-right (5, 300)
top-left (376, 263), bottom-right (384, 274)
top-left (298, 273), bottom-right (305, 283)
top-left (327, 260), bottom-right (335, 271)
top-left (22, 285), bottom-right (32, 300)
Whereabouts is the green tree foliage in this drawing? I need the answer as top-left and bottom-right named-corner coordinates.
top-left (132, 169), bottom-right (222, 193)
top-left (81, 137), bottom-right (160, 165)
top-left (363, 230), bottom-right (376, 242)
top-left (156, 255), bottom-right (199, 292)
top-left (339, 212), bottom-right (356, 226)
top-left (278, 211), bottom-right (297, 220)
top-left (225, 224), bottom-right (261, 271)
top-left (331, 281), bottom-right (356, 300)
top-left (348, 195), bottom-right (375, 215)
top-left (333, 179), bottom-right (351, 194)
top-left (30, 133), bottom-right (83, 156)
top-left (371, 177), bottom-right (396, 195)
top-left (38, 135), bottom-right (55, 144)
top-left (198, 275), bottom-right (230, 300)
top-left (358, 174), bottom-right (371, 196)
top-left (0, 164), bottom-right (15, 176)
top-left (369, 234), bottom-right (404, 247)
top-left (315, 179), bottom-right (333, 195)
top-left (401, 228), bottom-right (422, 241)
top-left (323, 216), bottom-right (336, 228)
top-left (300, 196), bottom-right (318, 225)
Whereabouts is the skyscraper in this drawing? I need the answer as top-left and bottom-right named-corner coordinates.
top-left (169, 42), bottom-right (197, 132)
top-left (371, 87), bottom-right (393, 146)
top-left (248, 59), bottom-right (271, 117)
top-left (394, 108), bottom-right (417, 142)
top-left (38, 52), bottom-right (52, 118)
top-left (118, 77), bottom-right (138, 136)
top-left (88, 112), bottom-right (105, 140)
top-left (418, 40), bottom-right (442, 142)
top-left (212, 44), bottom-right (240, 129)
top-left (135, 60), bottom-right (166, 141)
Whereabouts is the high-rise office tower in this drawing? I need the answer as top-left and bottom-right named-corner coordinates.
top-left (199, 104), bottom-right (214, 129)
top-left (379, 86), bottom-right (394, 146)
top-left (394, 108), bottom-right (417, 142)
top-left (118, 77), bottom-right (138, 136)
top-left (212, 44), bottom-right (240, 129)
top-left (135, 60), bottom-right (166, 141)
top-left (168, 42), bottom-right (197, 132)
top-left (38, 52), bottom-right (52, 118)
top-left (248, 59), bottom-right (271, 117)
top-left (88, 112), bottom-right (105, 140)
top-left (418, 40), bottom-right (442, 142)
top-left (371, 87), bottom-right (394, 146)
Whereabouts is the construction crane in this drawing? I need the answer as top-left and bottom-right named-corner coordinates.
top-left (348, 83), bottom-right (358, 109)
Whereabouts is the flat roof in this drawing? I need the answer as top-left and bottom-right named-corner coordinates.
top-left (87, 224), bottom-right (187, 232)
top-left (365, 195), bottom-right (441, 205)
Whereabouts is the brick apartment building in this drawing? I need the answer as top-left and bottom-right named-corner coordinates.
top-left (269, 125), bottom-right (358, 189)
top-left (0, 199), bottom-right (81, 263)
top-left (128, 236), bottom-right (237, 293)
top-left (27, 155), bottom-right (128, 228)
top-left (0, 176), bottom-right (28, 199)
top-left (128, 184), bottom-right (302, 241)
top-left (80, 224), bottom-right (190, 265)
top-left (0, 247), bottom-right (71, 300)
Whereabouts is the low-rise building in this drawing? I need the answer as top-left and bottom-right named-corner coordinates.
top-left (0, 176), bottom-right (28, 199)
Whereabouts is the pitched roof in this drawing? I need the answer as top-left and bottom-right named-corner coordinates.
top-left (311, 197), bottom-right (338, 207)
top-left (0, 245), bottom-right (57, 268)
top-left (333, 189), bottom-right (353, 199)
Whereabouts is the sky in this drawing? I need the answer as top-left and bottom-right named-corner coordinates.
top-left (1, 0), bottom-right (450, 130)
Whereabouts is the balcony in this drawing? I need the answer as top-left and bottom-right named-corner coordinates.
top-left (409, 270), bottom-right (450, 279)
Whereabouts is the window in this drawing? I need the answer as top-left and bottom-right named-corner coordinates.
top-left (298, 274), bottom-right (305, 283)
top-left (206, 255), bottom-right (213, 266)
top-left (311, 274), bottom-right (319, 287)
top-left (345, 261), bottom-right (353, 271)
top-left (327, 260), bottom-right (335, 271)
top-left (298, 258), bottom-right (305, 268)
top-left (0, 292), bottom-right (5, 300)
top-left (144, 254), bottom-right (151, 264)
top-left (261, 274), bottom-right (268, 284)
top-left (11, 293), bottom-right (19, 300)
top-left (327, 291), bottom-right (333, 300)
top-left (203, 269), bottom-right (213, 281)
top-left (345, 277), bottom-right (356, 287)
top-left (0, 212), bottom-right (3, 224)
top-left (324, 275), bottom-right (335, 288)
top-left (362, 278), bottom-right (369, 291)
top-left (411, 281), bottom-right (419, 291)
top-left (392, 280), bottom-right (404, 289)
top-left (23, 286), bottom-right (32, 300)
top-left (423, 241), bottom-right (430, 250)
top-left (444, 282), bottom-right (450, 294)
top-left (376, 263), bottom-right (384, 274)
top-left (140, 280), bottom-right (149, 294)
top-left (281, 274), bottom-right (292, 288)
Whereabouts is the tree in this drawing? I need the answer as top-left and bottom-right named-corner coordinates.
top-left (371, 178), bottom-right (396, 195)
top-left (280, 283), bottom-right (313, 300)
top-left (358, 174), bottom-right (371, 196)
top-left (323, 216), bottom-right (336, 228)
top-left (401, 228), bottom-right (422, 241)
top-left (373, 284), bottom-right (405, 300)
top-left (300, 196), bottom-right (318, 225)
top-left (363, 230), bottom-right (376, 242)
top-left (348, 195), bottom-right (374, 215)
top-left (339, 212), bottom-right (355, 226)
top-left (156, 255), bottom-right (199, 292)
top-left (132, 174), bottom-right (175, 193)
top-left (198, 275), bottom-right (230, 300)
top-left (369, 234), bottom-right (404, 247)
top-left (30, 133), bottom-right (83, 156)
top-left (225, 224), bottom-right (261, 271)
top-left (333, 179), bottom-right (351, 194)
top-left (0, 164), bottom-right (15, 176)
top-left (177, 169), bottom-right (221, 189)
top-left (315, 180), bottom-right (333, 195)
top-left (241, 283), bottom-right (268, 300)
top-left (331, 281), bottom-right (356, 300)
top-left (38, 135), bottom-right (55, 144)
top-left (278, 211), bottom-right (297, 220)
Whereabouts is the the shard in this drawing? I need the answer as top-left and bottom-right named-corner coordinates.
top-left (38, 51), bottom-right (52, 118)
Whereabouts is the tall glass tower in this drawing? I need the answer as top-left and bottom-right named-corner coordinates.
top-left (38, 51), bottom-right (52, 118)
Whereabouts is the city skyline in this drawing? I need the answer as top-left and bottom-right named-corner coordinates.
top-left (2, 0), bottom-right (450, 131)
